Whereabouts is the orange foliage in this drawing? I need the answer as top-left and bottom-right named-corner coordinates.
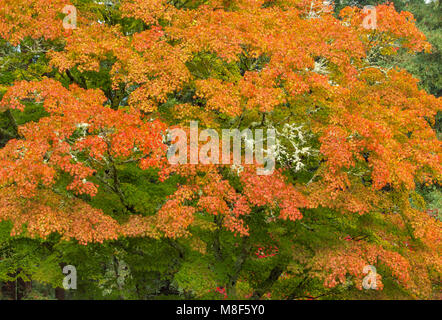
top-left (0, 0), bottom-right (440, 297)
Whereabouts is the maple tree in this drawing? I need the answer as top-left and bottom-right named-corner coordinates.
top-left (0, 0), bottom-right (440, 300)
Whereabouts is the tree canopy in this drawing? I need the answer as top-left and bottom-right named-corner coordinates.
top-left (0, 0), bottom-right (440, 300)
